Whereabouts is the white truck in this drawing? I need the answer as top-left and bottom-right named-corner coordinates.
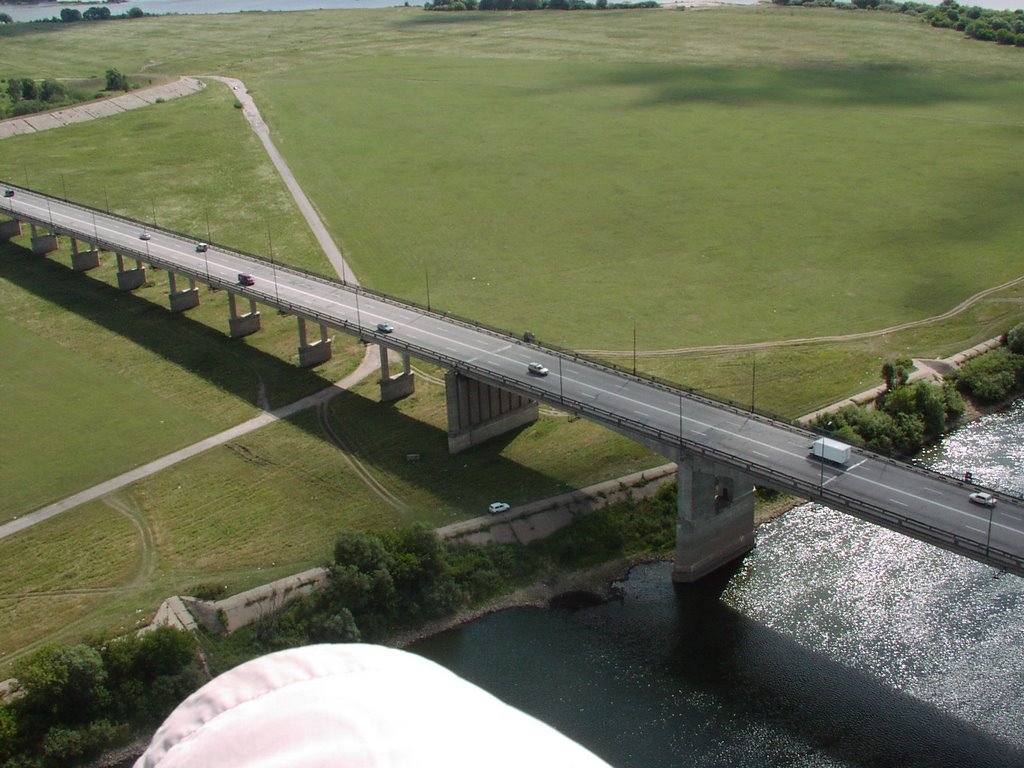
top-left (811, 437), bottom-right (851, 465)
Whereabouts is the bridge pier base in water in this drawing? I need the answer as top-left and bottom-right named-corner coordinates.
top-left (298, 317), bottom-right (332, 367)
top-left (379, 346), bottom-right (415, 401)
top-left (115, 252), bottom-right (147, 291)
top-left (70, 237), bottom-right (100, 272)
top-left (444, 370), bottom-right (538, 454)
top-left (167, 272), bottom-right (200, 313)
top-left (29, 223), bottom-right (58, 255)
top-left (0, 218), bottom-right (22, 240)
top-left (672, 453), bottom-right (756, 583)
top-left (228, 293), bottom-right (261, 338)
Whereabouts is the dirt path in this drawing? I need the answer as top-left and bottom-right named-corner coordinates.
top-left (201, 75), bottom-right (355, 284)
top-left (0, 347), bottom-right (380, 543)
top-left (577, 276), bottom-right (1024, 358)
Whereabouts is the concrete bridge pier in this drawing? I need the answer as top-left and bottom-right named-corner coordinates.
top-left (297, 317), bottom-right (333, 367)
top-left (70, 237), bottom-right (100, 272)
top-left (29, 223), bottom-right (58, 255)
top-left (672, 453), bottom-right (756, 583)
top-left (228, 293), bottom-right (261, 338)
top-left (115, 252), bottom-right (147, 290)
top-left (167, 272), bottom-right (200, 313)
top-left (379, 346), bottom-right (415, 402)
top-left (0, 218), bottom-right (21, 240)
top-left (444, 370), bottom-right (538, 454)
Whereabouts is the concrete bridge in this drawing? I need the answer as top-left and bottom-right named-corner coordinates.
top-left (3, 182), bottom-right (1023, 581)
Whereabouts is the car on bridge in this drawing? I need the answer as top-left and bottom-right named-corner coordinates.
top-left (969, 491), bottom-right (997, 508)
top-left (527, 362), bottom-right (549, 376)
top-left (376, 323), bottom-right (394, 334)
top-left (195, 242), bottom-right (209, 252)
top-left (488, 502), bottom-right (511, 514)
top-left (3, 189), bottom-right (13, 198)
top-left (237, 273), bottom-right (255, 286)
top-left (139, 232), bottom-right (151, 241)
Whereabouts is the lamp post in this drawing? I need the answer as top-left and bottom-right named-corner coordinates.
top-left (267, 224), bottom-right (280, 306)
top-left (151, 197), bottom-right (157, 227)
top-left (425, 265), bottom-right (431, 312)
top-left (558, 353), bottom-right (564, 404)
top-left (750, 355), bottom-right (757, 413)
top-left (632, 319), bottom-right (637, 376)
top-left (60, 174), bottom-right (68, 201)
top-left (204, 213), bottom-right (212, 285)
top-left (104, 189), bottom-right (110, 214)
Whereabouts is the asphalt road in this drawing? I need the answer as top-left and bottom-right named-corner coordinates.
top-left (3, 184), bottom-right (1022, 576)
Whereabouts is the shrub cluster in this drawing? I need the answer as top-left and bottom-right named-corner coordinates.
top-left (813, 358), bottom-right (965, 456)
top-left (953, 347), bottom-right (1024, 404)
top-left (246, 484), bottom-right (679, 651)
top-left (0, 628), bottom-right (203, 768)
top-left (426, 0), bottom-right (658, 11)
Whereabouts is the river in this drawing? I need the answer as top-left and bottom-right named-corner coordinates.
top-left (3, 0), bottom-right (1024, 22)
top-left (412, 402), bottom-right (1024, 768)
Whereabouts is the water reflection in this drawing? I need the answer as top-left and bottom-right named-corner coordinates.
top-left (414, 404), bottom-right (1024, 767)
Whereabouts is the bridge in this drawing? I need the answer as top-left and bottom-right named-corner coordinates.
top-left (3, 182), bottom-right (1023, 581)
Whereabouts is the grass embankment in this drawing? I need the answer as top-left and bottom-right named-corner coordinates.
top-left (2, 7), bottom-right (1024, 669)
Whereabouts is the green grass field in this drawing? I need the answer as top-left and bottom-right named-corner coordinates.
top-left (2, 6), bottom-right (1024, 668)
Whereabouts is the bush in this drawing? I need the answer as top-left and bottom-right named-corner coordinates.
top-left (956, 348), bottom-right (1024, 404)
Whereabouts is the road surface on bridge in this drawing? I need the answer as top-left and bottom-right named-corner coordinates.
top-left (3, 185), bottom-right (1022, 576)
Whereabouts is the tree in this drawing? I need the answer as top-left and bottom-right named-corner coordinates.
top-left (39, 78), bottom-right (66, 103)
top-left (127, 7), bottom-right (145, 17)
top-left (5, 78), bottom-right (24, 103)
top-left (14, 645), bottom-right (109, 727)
top-left (60, 7), bottom-right (83, 22)
top-left (83, 6), bottom-right (112, 20)
top-left (0, 12), bottom-right (13, 24)
top-left (20, 78), bottom-right (38, 101)
top-left (1007, 322), bottom-right (1024, 354)
top-left (105, 68), bottom-right (129, 91)
top-left (881, 358), bottom-right (913, 392)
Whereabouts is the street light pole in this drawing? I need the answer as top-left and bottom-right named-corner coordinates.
top-left (632, 319), bottom-right (637, 376)
top-left (750, 356), bottom-right (756, 412)
top-left (425, 265), bottom-right (431, 312)
top-left (266, 224), bottom-right (279, 306)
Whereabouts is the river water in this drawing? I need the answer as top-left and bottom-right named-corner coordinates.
top-left (4, 0), bottom-right (1024, 22)
top-left (412, 402), bottom-right (1024, 768)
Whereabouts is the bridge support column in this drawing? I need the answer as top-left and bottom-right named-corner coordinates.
top-left (228, 293), bottom-right (261, 338)
top-left (70, 237), bottom-right (100, 272)
top-left (379, 346), bottom-right (415, 402)
top-left (444, 370), bottom-right (538, 454)
top-left (115, 252), bottom-right (147, 291)
top-left (672, 454), bottom-right (756, 583)
top-left (297, 317), bottom-right (332, 367)
top-left (29, 223), bottom-right (58, 255)
top-left (168, 272), bottom-right (200, 313)
top-left (0, 218), bottom-right (21, 240)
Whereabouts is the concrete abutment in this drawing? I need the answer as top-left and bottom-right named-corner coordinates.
top-left (167, 272), bottom-right (200, 313)
top-left (115, 253), bottom-right (146, 291)
top-left (70, 237), bottom-right (101, 272)
top-left (0, 218), bottom-right (22, 240)
top-left (29, 223), bottom-right (58, 255)
top-left (379, 345), bottom-right (415, 401)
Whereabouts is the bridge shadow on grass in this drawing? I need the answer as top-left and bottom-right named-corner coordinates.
top-left (666, 572), bottom-right (1024, 768)
top-left (0, 241), bottom-right (572, 516)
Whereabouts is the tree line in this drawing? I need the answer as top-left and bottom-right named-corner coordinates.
top-left (0, 7), bottom-right (144, 25)
top-left (1, 69), bottom-right (132, 120)
top-left (770, 0), bottom-right (1024, 49)
top-left (426, 0), bottom-right (659, 11)
top-left (0, 628), bottom-right (203, 768)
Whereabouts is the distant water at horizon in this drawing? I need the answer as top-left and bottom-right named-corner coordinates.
top-left (2, 0), bottom-right (1022, 21)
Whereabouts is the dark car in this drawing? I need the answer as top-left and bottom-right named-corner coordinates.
top-left (237, 273), bottom-right (255, 286)
top-left (3, 190), bottom-right (13, 198)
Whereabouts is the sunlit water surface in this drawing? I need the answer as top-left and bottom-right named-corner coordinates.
top-left (413, 404), bottom-right (1024, 767)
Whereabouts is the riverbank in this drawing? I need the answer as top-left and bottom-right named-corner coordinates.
top-left (388, 492), bottom-right (803, 649)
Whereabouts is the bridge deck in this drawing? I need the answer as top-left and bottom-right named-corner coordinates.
top-left (3, 183), bottom-right (1022, 577)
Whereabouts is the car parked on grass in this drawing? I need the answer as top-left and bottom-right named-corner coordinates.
top-left (237, 273), bottom-right (255, 286)
top-left (527, 362), bottom-right (549, 376)
top-left (969, 491), bottom-right (997, 508)
top-left (488, 502), bottom-right (511, 514)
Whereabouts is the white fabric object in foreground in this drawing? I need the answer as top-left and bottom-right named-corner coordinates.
top-left (135, 643), bottom-right (612, 767)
